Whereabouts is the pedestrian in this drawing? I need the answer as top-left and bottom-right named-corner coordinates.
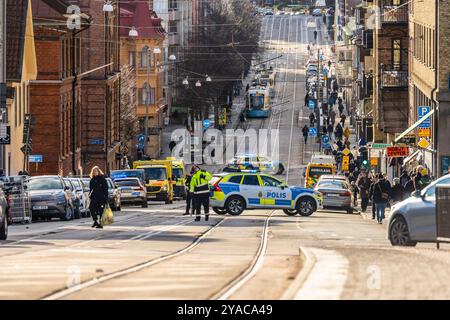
top-left (413, 167), bottom-right (424, 191)
top-left (351, 181), bottom-right (359, 207)
top-left (338, 96), bottom-right (343, 105)
top-left (335, 122), bottom-right (343, 140)
top-left (314, 30), bottom-right (317, 40)
top-left (399, 170), bottom-right (410, 187)
top-left (357, 169), bottom-right (372, 212)
top-left (184, 167), bottom-right (196, 216)
top-left (89, 166), bottom-right (109, 229)
top-left (190, 165), bottom-right (212, 222)
top-left (420, 168), bottom-right (433, 188)
top-left (327, 123), bottom-right (334, 137)
top-left (373, 173), bottom-right (392, 224)
top-left (307, 44), bottom-right (310, 51)
top-left (391, 177), bottom-right (405, 203)
top-left (341, 114), bottom-right (347, 125)
top-left (368, 176), bottom-right (377, 219)
top-left (304, 93), bottom-right (310, 107)
top-left (338, 103), bottom-right (344, 116)
top-left (309, 112), bottom-right (316, 126)
top-left (246, 83), bottom-right (250, 92)
top-left (302, 125), bottom-right (309, 143)
top-left (343, 126), bottom-right (350, 140)
top-left (404, 175), bottom-right (415, 196)
top-left (330, 108), bottom-right (336, 125)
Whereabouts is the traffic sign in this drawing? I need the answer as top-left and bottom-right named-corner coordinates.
top-left (308, 127), bottom-right (317, 137)
top-left (309, 100), bottom-right (315, 110)
top-left (418, 128), bottom-right (431, 137)
top-left (386, 146), bottom-right (409, 158)
top-left (342, 155), bottom-right (350, 171)
top-left (369, 143), bottom-right (390, 149)
top-left (342, 148), bottom-right (350, 156)
top-left (203, 119), bottom-right (211, 129)
top-left (418, 106), bottom-right (431, 128)
top-left (397, 134), bottom-right (416, 146)
top-left (371, 158), bottom-right (379, 166)
top-left (418, 138), bottom-right (430, 149)
top-left (321, 135), bottom-right (330, 144)
top-left (29, 154), bottom-right (43, 163)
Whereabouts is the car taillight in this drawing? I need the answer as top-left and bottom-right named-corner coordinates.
top-left (341, 191), bottom-right (352, 196)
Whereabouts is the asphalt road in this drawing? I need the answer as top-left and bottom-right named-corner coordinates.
top-left (2, 15), bottom-right (450, 300)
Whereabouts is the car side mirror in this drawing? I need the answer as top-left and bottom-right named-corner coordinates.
top-left (64, 186), bottom-right (70, 191)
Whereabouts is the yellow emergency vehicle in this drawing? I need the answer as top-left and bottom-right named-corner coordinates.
top-left (133, 160), bottom-right (173, 204)
top-left (304, 162), bottom-right (335, 189)
top-left (165, 157), bottom-right (187, 199)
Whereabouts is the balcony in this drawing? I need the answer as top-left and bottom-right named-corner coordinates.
top-left (381, 70), bottom-right (408, 88)
top-left (381, 5), bottom-right (408, 24)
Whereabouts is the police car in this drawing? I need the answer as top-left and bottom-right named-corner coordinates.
top-left (210, 172), bottom-right (322, 216)
top-left (223, 154), bottom-right (285, 175)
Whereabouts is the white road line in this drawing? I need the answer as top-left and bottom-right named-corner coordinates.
top-left (294, 247), bottom-right (349, 300)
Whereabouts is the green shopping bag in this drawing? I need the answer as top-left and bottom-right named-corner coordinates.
top-left (101, 204), bottom-right (114, 226)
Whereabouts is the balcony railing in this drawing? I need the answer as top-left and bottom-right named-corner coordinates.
top-left (381, 5), bottom-right (408, 24)
top-left (381, 70), bottom-right (408, 88)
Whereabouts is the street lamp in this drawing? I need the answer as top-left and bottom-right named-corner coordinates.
top-left (153, 47), bottom-right (161, 54)
top-left (205, 75), bottom-right (212, 82)
top-left (169, 54), bottom-right (176, 61)
top-left (195, 80), bottom-right (202, 87)
top-left (129, 27), bottom-right (138, 37)
top-left (103, 1), bottom-right (114, 12)
top-left (182, 77), bottom-right (189, 86)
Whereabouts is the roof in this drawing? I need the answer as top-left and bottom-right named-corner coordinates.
top-left (6, 0), bottom-right (28, 82)
top-left (119, 1), bottom-right (165, 39)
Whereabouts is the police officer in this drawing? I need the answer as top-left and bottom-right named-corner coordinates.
top-left (190, 166), bottom-right (212, 222)
top-left (184, 167), bottom-right (196, 216)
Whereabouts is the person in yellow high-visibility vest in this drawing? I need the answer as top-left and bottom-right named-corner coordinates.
top-left (190, 166), bottom-right (212, 222)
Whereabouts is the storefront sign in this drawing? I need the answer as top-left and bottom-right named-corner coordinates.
top-left (397, 134), bottom-right (416, 146)
top-left (386, 146), bottom-right (409, 158)
top-left (418, 128), bottom-right (431, 137)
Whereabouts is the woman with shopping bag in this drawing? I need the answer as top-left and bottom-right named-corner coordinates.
top-left (89, 166), bottom-right (109, 229)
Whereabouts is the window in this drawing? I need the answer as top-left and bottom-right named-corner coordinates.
top-left (169, 0), bottom-right (178, 10)
top-left (242, 175), bottom-right (260, 186)
top-left (128, 51), bottom-right (136, 67)
top-left (261, 175), bottom-right (282, 187)
top-left (228, 175), bottom-right (243, 184)
top-left (169, 20), bottom-right (178, 34)
top-left (140, 47), bottom-right (151, 68)
top-left (392, 39), bottom-right (401, 70)
top-left (139, 85), bottom-right (155, 105)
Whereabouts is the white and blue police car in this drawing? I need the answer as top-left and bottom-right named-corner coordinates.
top-left (210, 172), bottom-right (322, 216)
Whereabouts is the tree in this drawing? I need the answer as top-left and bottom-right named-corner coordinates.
top-left (119, 65), bottom-right (139, 156)
top-left (175, 0), bottom-right (262, 123)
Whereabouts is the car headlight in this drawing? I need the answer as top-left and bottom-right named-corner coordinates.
top-left (161, 185), bottom-right (168, 191)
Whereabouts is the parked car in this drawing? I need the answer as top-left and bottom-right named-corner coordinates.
top-left (69, 178), bottom-right (89, 217)
top-left (314, 179), bottom-right (353, 214)
top-left (115, 178), bottom-right (147, 208)
top-left (80, 178), bottom-right (91, 216)
top-left (63, 178), bottom-right (81, 219)
top-left (106, 178), bottom-right (121, 211)
top-left (388, 174), bottom-right (450, 246)
top-left (28, 175), bottom-right (74, 221)
top-left (318, 175), bottom-right (348, 183)
top-left (0, 183), bottom-right (9, 240)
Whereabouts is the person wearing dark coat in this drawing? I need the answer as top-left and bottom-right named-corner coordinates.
top-left (309, 112), bottom-right (316, 126)
top-left (335, 123), bottom-right (344, 140)
top-left (399, 170), bottom-right (410, 187)
top-left (327, 123), bottom-right (334, 137)
top-left (338, 103), bottom-right (344, 116)
top-left (391, 178), bottom-right (405, 203)
top-left (357, 170), bottom-right (372, 212)
top-left (89, 166), bottom-right (109, 229)
top-left (404, 178), bottom-right (415, 196)
top-left (368, 177), bottom-right (377, 219)
top-left (373, 174), bottom-right (392, 224)
top-left (413, 171), bottom-right (424, 191)
top-left (184, 167), bottom-right (196, 216)
top-left (304, 93), bottom-right (310, 107)
top-left (302, 125), bottom-right (309, 143)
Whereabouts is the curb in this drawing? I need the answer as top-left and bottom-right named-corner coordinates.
top-left (280, 246), bottom-right (316, 300)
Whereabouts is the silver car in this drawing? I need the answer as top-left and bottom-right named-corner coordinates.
top-left (314, 179), bottom-right (353, 214)
top-left (388, 174), bottom-right (450, 246)
top-left (69, 178), bottom-right (89, 217)
top-left (115, 178), bottom-right (147, 208)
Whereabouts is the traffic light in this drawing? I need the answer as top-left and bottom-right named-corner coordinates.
top-left (362, 159), bottom-right (369, 170)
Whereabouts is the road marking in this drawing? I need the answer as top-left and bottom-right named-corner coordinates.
top-left (294, 247), bottom-right (349, 300)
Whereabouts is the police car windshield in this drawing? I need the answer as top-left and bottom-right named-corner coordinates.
top-left (144, 168), bottom-right (167, 181)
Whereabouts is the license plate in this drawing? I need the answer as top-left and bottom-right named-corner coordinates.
top-left (33, 205), bottom-right (48, 210)
top-left (148, 194), bottom-right (157, 198)
top-left (327, 194), bottom-right (340, 197)
top-left (132, 192), bottom-right (140, 196)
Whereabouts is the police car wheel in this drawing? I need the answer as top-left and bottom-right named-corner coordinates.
top-left (213, 207), bottom-right (227, 215)
top-left (296, 198), bottom-right (315, 216)
top-left (225, 196), bottom-right (245, 216)
top-left (283, 209), bottom-right (298, 216)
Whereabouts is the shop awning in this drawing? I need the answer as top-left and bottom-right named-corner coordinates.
top-left (394, 109), bottom-right (435, 143)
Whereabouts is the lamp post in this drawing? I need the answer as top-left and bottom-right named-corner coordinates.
top-left (143, 47), bottom-right (151, 158)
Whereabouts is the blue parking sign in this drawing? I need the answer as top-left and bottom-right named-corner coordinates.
top-left (418, 106), bottom-right (431, 128)
top-left (203, 119), bottom-right (211, 129)
top-left (309, 100), bottom-right (315, 110)
top-left (309, 127), bottom-right (317, 137)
